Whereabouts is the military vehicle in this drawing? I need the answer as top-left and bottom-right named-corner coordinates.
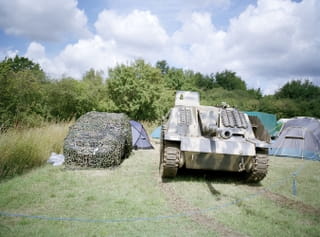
top-left (159, 91), bottom-right (269, 182)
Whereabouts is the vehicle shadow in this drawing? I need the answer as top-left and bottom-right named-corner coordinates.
top-left (162, 168), bottom-right (263, 187)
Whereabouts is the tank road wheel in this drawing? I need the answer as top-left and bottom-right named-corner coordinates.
top-left (246, 154), bottom-right (269, 183)
top-left (160, 143), bottom-right (180, 179)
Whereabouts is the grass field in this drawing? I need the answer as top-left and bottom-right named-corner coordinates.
top-left (0, 123), bottom-right (71, 178)
top-left (0, 141), bottom-right (319, 237)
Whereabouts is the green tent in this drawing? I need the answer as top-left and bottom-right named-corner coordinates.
top-left (244, 111), bottom-right (277, 136)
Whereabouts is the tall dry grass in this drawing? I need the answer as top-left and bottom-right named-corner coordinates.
top-left (0, 122), bottom-right (71, 178)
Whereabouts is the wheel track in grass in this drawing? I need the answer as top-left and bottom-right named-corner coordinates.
top-left (155, 174), bottom-right (247, 237)
top-left (244, 186), bottom-right (320, 216)
top-left (152, 143), bottom-right (247, 236)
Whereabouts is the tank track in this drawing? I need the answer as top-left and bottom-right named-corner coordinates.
top-left (160, 125), bottom-right (180, 179)
top-left (160, 144), bottom-right (180, 178)
top-left (246, 154), bottom-right (269, 183)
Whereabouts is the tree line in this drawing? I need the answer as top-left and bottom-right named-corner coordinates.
top-left (0, 56), bottom-right (319, 129)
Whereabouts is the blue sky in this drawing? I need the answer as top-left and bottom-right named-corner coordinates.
top-left (0, 0), bottom-right (318, 94)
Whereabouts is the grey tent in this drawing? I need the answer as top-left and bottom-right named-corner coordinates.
top-left (130, 120), bottom-right (154, 149)
top-left (270, 117), bottom-right (320, 160)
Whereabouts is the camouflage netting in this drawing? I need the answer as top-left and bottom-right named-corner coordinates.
top-left (64, 112), bottom-right (132, 168)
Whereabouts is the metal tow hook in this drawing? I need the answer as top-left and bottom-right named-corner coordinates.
top-left (239, 157), bottom-right (245, 172)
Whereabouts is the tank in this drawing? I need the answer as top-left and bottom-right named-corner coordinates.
top-left (159, 91), bottom-right (269, 182)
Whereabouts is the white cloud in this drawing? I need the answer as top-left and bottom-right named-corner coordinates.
top-left (95, 10), bottom-right (168, 49)
top-left (173, 12), bottom-right (217, 45)
top-left (168, 0), bottom-right (320, 93)
top-left (105, 0), bottom-right (231, 33)
top-left (18, 0), bottom-right (320, 94)
top-left (56, 36), bottom-right (129, 78)
top-left (170, 12), bottom-right (228, 71)
top-left (21, 10), bottom-right (170, 79)
top-left (223, 0), bottom-right (320, 88)
top-left (0, 49), bottom-right (19, 59)
top-left (25, 42), bottom-right (46, 59)
top-left (25, 37), bottom-right (131, 79)
top-left (0, 0), bottom-right (90, 41)
top-left (25, 42), bottom-right (59, 77)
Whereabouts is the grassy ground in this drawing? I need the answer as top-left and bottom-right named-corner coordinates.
top-left (0, 123), bottom-right (71, 178)
top-left (0, 141), bottom-right (319, 236)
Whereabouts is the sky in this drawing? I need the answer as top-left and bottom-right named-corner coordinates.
top-left (0, 0), bottom-right (319, 94)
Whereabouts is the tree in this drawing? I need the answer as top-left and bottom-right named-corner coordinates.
top-left (156, 61), bottom-right (185, 90)
top-left (165, 67), bottom-right (184, 90)
top-left (47, 78), bottom-right (98, 120)
top-left (107, 59), bottom-right (170, 121)
top-left (194, 73), bottom-right (215, 90)
top-left (247, 88), bottom-right (262, 99)
top-left (259, 96), bottom-right (300, 118)
top-left (275, 79), bottom-right (319, 100)
top-left (83, 68), bottom-right (103, 86)
top-left (214, 70), bottom-right (247, 90)
top-left (273, 79), bottom-right (320, 118)
top-left (156, 60), bottom-right (169, 75)
top-left (0, 55), bottom-right (44, 75)
top-left (181, 70), bottom-right (199, 91)
top-left (0, 56), bottom-right (47, 128)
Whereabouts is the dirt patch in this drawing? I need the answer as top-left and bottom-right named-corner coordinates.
top-left (156, 175), bottom-right (247, 237)
top-left (246, 186), bottom-right (320, 216)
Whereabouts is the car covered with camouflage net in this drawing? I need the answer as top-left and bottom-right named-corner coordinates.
top-left (64, 112), bottom-right (132, 168)
top-left (160, 91), bottom-right (269, 182)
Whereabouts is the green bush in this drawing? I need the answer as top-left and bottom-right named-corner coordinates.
top-left (107, 59), bottom-right (171, 121)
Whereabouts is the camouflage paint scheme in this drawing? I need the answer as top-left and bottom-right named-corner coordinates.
top-left (160, 91), bottom-right (269, 180)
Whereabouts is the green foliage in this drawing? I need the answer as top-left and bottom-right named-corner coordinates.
top-left (107, 59), bottom-right (171, 121)
top-left (201, 87), bottom-right (261, 111)
top-left (214, 70), bottom-right (247, 90)
top-left (274, 79), bottom-right (320, 118)
top-left (156, 60), bottom-right (169, 75)
top-left (0, 123), bottom-right (70, 178)
top-left (165, 67), bottom-right (185, 90)
top-left (83, 68), bottom-right (103, 86)
top-left (0, 56), bottom-right (319, 130)
top-left (298, 99), bottom-right (320, 118)
top-left (275, 79), bottom-right (319, 99)
top-left (196, 73), bottom-right (215, 90)
top-left (0, 55), bottom-right (44, 74)
top-left (156, 60), bottom-right (185, 90)
top-left (247, 88), bottom-right (263, 99)
top-left (0, 57), bottom-right (48, 128)
top-left (260, 96), bottom-right (301, 118)
top-left (47, 78), bottom-right (99, 120)
top-left (183, 71), bottom-right (215, 90)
